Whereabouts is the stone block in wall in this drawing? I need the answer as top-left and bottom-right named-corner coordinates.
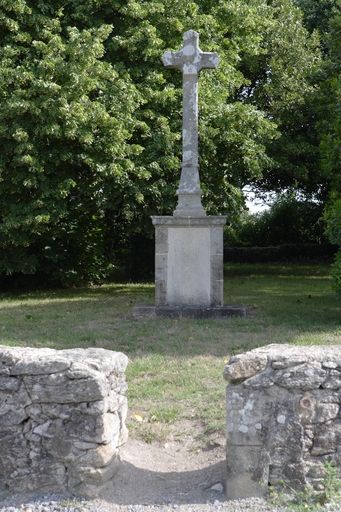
top-left (224, 344), bottom-right (341, 500)
top-left (0, 346), bottom-right (128, 498)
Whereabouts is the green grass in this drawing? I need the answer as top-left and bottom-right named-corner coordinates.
top-left (0, 263), bottom-right (339, 446)
top-left (268, 461), bottom-right (341, 511)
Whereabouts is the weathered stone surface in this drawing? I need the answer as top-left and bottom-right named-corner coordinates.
top-left (226, 445), bottom-right (269, 499)
top-left (117, 395), bottom-right (128, 422)
top-left (110, 373), bottom-right (128, 394)
top-left (0, 346), bottom-right (128, 498)
top-left (79, 439), bottom-right (118, 468)
top-left (223, 353), bottom-right (268, 383)
top-left (35, 411), bottom-right (120, 445)
top-left (68, 454), bottom-right (121, 498)
top-left (0, 375), bottom-right (21, 391)
top-left (40, 400), bottom-right (107, 420)
top-left (282, 462), bottom-right (308, 490)
top-left (134, 303), bottom-right (246, 318)
top-left (9, 457), bottom-right (67, 494)
top-left (311, 421), bottom-right (341, 455)
top-left (322, 369), bottom-right (341, 389)
top-left (230, 344), bottom-right (341, 368)
top-left (106, 392), bottom-right (119, 415)
top-left (0, 383), bottom-right (31, 425)
top-left (0, 427), bottom-right (30, 477)
top-left (298, 399), bottom-right (339, 424)
top-left (274, 363), bottom-right (326, 390)
top-left (272, 356), bottom-right (308, 369)
top-left (0, 346), bottom-right (127, 376)
top-left (73, 455), bottom-right (121, 486)
top-left (162, 30), bottom-right (219, 216)
top-left (23, 370), bottom-right (109, 403)
top-left (305, 461), bottom-right (326, 479)
top-left (119, 423), bottom-right (129, 446)
top-left (0, 349), bottom-right (21, 373)
top-left (62, 348), bottom-right (128, 376)
top-left (226, 388), bottom-right (267, 446)
top-left (13, 354), bottom-right (70, 376)
top-left (151, 218), bottom-right (229, 310)
top-left (243, 369), bottom-right (274, 388)
top-left (26, 403), bottom-right (46, 421)
top-left (0, 347), bottom-right (70, 374)
top-left (224, 344), bottom-right (341, 499)
top-left (145, 31), bottom-right (236, 316)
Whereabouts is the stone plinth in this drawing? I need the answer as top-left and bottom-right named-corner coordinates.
top-left (0, 346), bottom-right (128, 499)
top-left (152, 215), bottom-right (226, 307)
top-left (132, 304), bottom-right (246, 319)
top-left (132, 215), bottom-right (246, 318)
top-left (224, 344), bottom-right (341, 500)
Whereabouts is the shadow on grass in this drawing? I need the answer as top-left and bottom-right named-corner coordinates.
top-left (225, 262), bottom-right (332, 277)
top-left (0, 282), bottom-right (154, 304)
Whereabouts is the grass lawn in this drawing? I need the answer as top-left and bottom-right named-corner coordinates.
top-left (0, 263), bottom-right (339, 447)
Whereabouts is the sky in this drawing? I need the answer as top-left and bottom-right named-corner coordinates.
top-left (243, 186), bottom-right (271, 214)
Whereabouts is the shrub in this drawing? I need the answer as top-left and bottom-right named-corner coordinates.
top-left (226, 194), bottom-right (327, 247)
top-left (323, 192), bottom-right (341, 296)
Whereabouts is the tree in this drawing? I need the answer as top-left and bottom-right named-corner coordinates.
top-left (235, 0), bottom-right (324, 200)
top-left (294, 0), bottom-right (337, 36)
top-left (319, 1), bottom-right (341, 295)
top-left (0, 0), bottom-right (322, 283)
top-left (0, 0), bottom-right (141, 284)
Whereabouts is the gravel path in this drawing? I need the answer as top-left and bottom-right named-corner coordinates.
top-left (0, 494), bottom-right (278, 512)
top-left (2, 493), bottom-right (341, 512)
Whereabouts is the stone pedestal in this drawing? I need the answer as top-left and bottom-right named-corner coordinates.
top-left (152, 215), bottom-right (226, 307)
top-left (132, 215), bottom-right (246, 318)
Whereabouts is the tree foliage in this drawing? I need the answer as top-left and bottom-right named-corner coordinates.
top-left (0, 0), bottom-right (142, 284)
top-left (228, 194), bottom-right (327, 247)
top-left (240, 0), bottom-right (324, 199)
top-left (294, 0), bottom-right (337, 35)
top-left (0, 0), bottom-right (322, 284)
top-left (319, 1), bottom-right (341, 295)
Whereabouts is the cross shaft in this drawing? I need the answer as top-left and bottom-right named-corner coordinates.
top-left (162, 30), bottom-right (219, 216)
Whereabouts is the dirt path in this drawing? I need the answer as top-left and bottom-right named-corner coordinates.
top-left (97, 437), bottom-right (226, 506)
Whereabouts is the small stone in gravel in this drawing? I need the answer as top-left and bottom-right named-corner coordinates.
top-left (208, 484), bottom-right (224, 493)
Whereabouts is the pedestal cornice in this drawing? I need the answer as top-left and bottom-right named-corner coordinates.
top-left (151, 215), bottom-right (227, 227)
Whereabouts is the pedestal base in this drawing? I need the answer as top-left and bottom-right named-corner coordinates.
top-left (132, 303), bottom-right (246, 319)
top-left (151, 215), bottom-right (227, 307)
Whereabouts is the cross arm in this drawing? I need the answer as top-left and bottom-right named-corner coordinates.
top-left (162, 51), bottom-right (183, 70)
top-left (197, 51), bottom-right (220, 71)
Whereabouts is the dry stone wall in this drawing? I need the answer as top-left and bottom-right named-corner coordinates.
top-left (0, 346), bottom-right (128, 498)
top-left (224, 344), bottom-right (341, 500)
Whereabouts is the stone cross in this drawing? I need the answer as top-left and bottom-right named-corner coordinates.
top-left (162, 30), bottom-right (219, 217)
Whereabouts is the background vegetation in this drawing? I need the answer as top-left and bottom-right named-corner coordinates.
top-left (2, 0), bottom-right (340, 287)
top-left (225, 193), bottom-right (328, 248)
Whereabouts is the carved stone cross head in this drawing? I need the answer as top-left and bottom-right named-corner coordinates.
top-left (162, 30), bottom-right (219, 76)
